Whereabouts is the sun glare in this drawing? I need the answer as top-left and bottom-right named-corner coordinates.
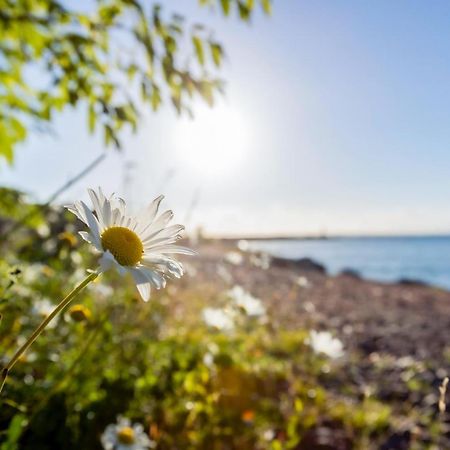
top-left (174, 106), bottom-right (250, 176)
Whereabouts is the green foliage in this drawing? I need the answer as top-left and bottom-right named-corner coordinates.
top-left (202, 0), bottom-right (272, 17)
top-left (0, 0), bottom-right (271, 163)
top-left (0, 414), bottom-right (27, 450)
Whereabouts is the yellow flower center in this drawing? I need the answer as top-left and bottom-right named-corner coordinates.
top-left (101, 227), bottom-right (143, 266)
top-left (117, 426), bottom-right (135, 444)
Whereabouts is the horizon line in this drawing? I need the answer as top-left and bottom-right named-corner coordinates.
top-left (202, 232), bottom-right (450, 240)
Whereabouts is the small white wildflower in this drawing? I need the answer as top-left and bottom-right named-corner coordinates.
top-left (263, 429), bottom-right (276, 441)
top-left (227, 285), bottom-right (266, 317)
top-left (297, 276), bottom-right (310, 288)
top-left (66, 188), bottom-right (195, 302)
top-left (33, 299), bottom-right (58, 328)
top-left (308, 330), bottom-right (344, 359)
top-left (250, 253), bottom-right (271, 270)
top-left (224, 251), bottom-right (243, 266)
top-left (70, 251), bottom-right (83, 265)
top-left (101, 416), bottom-right (154, 450)
top-left (37, 223), bottom-right (50, 237)
top-left (22, 263), bottom-right (46, 284)
top-left (33, 299), bottom-right (54, 317)
top-left (202, 307), bottom-right (235, 331)
top-left (203, 352), bottom-right (214, 367)
top-left (237, 240), bottom-right (249, 251)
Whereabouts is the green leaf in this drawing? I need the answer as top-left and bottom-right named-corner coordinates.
top-left (151, 84), bottom-right (162, 111)
top-left (261, 0), bottom-right (272, 14)
top-left (104, 124), bottom-right (113, 146)
top-left (192, 36), bottom-right (205, 66)
top-left (115, 106), bottom-right (127, 121)
top-left (238, 2), bottom-right (251, 21)
top-left (126, 63), bottom-right (138, 80)
top-left (0, 414), bottom-right (27, 450)
top-left (210, 42), bottom-right (223, 67)
top-left (198, 81), bottom-right (214, 106)
top-left (246, 0), bottom-right (256, 10)
top-left (88, 103), bottom-right (96, 133)
top-left (220, 0), bottom-right (231, 16)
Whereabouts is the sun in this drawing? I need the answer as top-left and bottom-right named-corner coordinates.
top-left (173, 105), bottom-right (250, 176)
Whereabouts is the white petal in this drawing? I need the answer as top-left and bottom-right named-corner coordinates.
top-left (65, 204), bottom-right (85, 223)
top-left (138, 266), bottom-right (166, 289)
top-left (96, 188), bottom-right (118, 229)
top-left (97, 186), bottom-right (107, 203)
top-left (107, 195), bottom-right (126, 227)
top-left (139, 210), bottom-right (173, 240)
top-left (129, 267), bottom-right (152, 301)
top-left (143, 235), bottom-right (181, 250)
top-left (141, 223), bottom-right (184, 244)
top-left (142, 255), bottom-right (178, 266)
top-left (98, 250), bottom-right (115, 272)
top-left (88, 188), bottom-right (106, 230)
top-left (115, 262), bottom-right (127, 276)
top-left (111, 207), bottom-right (122, 226)
top-left (112, 196), bottom-right (126, 216)
top-left (80, 202), bottom-right (102, 249)
top-left (128, 217), bottom-right (138, 231)
top-left (102, 197), bottom-right (112, 228)
top-left (135, 195), bottom-right (164, 234)
top-left (146, 244), bottom-right (196, 255)
top-left (79, 231), bottom-right (91, 243)
top-left (71, 201), bottom-right (90, 225)
top-left (142, 256), bottom-right (184, 278)
top-left (78, 231), bottom-right (102, 251)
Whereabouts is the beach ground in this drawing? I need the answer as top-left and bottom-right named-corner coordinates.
top-left (174, 238), bottom-right (450, 448)
top-left (189, 239), bottom-right (450, 362)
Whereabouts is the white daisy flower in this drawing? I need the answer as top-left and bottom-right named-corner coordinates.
top-left (33, 298), bottom-right (54, 317)
top-left (66, 188), bottom-right (195, 302)
top-left (227, 285), bottom-right (266, 317)
top-left (202, 307), bottom-right (235, 331)
top-left (308, 330), bottom-right (344, 359)
top-left (101, 416), bottom-right (154, 450)
top-left (33, 298), bottom-right (58, 328)
top-left (224, 251), bottom-right (243, 266)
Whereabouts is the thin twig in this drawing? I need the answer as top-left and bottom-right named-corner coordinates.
top-left (2, 153), bottom-right (106, 242)
top-left (439, 376), bottom-right (449, 414)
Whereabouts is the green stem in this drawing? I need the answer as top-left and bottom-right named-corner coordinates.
top-left (0, 271), bottom-right (98, 395)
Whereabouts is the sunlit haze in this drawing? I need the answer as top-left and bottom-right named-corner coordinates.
top-left (174, 106), bottom-right (251, 177)
top-left (2, 1), bottom-right (450, 237)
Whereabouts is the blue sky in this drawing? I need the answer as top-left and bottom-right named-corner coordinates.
top-left (2, 1), bottom-right (450, 236)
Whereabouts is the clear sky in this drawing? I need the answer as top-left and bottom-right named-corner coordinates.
top-left (2, 1), bottom-right (450, 236)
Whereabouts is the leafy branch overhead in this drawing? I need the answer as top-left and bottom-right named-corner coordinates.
top-left (0, 0), bottom-right (271, 163)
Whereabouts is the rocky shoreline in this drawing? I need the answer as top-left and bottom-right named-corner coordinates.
top-left (189, 238), bottom-right (450, 363)
top-left (179, 239), bottom-right (450, 447)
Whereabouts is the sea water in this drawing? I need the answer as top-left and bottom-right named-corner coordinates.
top-left (248, 236), bottom-right (450, 290)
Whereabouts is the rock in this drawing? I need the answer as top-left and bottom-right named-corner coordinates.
top-left (380, 431), bottom-right (411, 450)
top-left (397, 278), bottom-right (428, 287)
top-left (339, 268), bottom-right (361, 279)
top-left (271, 257), bottom-right (326, 274)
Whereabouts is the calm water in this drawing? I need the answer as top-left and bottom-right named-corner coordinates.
top-left (248, 236), bottom-right (450, 290)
